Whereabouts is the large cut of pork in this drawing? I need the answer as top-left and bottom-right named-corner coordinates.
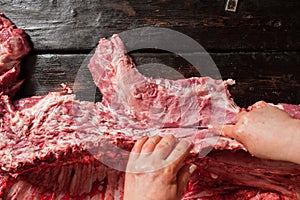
top-left (0, 15), bottom-right (299, 199)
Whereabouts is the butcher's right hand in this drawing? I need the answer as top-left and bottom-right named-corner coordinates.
top-left (221, 105), bottom-right (300, 164)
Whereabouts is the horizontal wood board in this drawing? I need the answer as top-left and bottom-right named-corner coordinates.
top-left (1, 0), bottom-right (299, 51)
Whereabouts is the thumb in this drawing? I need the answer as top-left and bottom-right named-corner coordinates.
top-left (220, 124), bottom-right (236, 138)
top-left (208, 124), bottom-right (236, 138)
top-left (177, 164), bottom-right (197, 196)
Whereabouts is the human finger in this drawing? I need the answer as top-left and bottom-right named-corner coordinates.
top-left (128, 137), bottom-right (149, 162)
top-left (140, 135), bottom-right (162, 153)
top-left (131, 137), bottom-right (148, 153)
top-left (220, 124), bottom-right (236, 138)
top-left (208, 124), bottom-right (235, 137)
top-left (166, 140), bottom-right (192, 172)
top-left (154, 134), bottom-right (177, 160)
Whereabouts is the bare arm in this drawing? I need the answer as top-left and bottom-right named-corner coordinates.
top-left (285, 118), bottom-right (300, 164)
top-left (221, 106), bottom-right (300, 164)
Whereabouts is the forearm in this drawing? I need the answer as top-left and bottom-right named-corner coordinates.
top-left (285, 119), bottom-right (300, 165)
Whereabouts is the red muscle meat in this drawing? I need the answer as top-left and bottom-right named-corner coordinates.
top-left (0, 13), bottom-right (31, 97)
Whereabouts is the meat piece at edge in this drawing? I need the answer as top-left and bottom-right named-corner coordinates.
top-left (0, 13), bottom-right (31, 68)
top-left (0, 13), bottom-right (31, 97)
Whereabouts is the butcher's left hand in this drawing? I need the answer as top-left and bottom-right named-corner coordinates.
top-left (124, 135), bottom-right (196, 200)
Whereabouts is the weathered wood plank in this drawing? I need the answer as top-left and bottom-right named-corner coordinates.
top-left (17, 52), bottom-right (300, 107)
top-left (1, 0), bottom-right (299, 51)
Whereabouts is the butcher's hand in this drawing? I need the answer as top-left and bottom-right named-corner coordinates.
top-left (124, 135), bottom-right (196, 200)
top-left (221, 106), bottom-right (300, 164)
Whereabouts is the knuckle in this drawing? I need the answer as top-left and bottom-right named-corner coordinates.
top-left (158, 140), bottom-right (172, 148)
top-left (150, 135), bottom-right (161, 142)
top-left (144, 136), bottom-right (160, 146)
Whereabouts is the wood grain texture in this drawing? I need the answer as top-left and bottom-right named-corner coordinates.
top-left (1, 0), bottom-right (299, 51)
top-left (17, 52), bottom-right (300, 107)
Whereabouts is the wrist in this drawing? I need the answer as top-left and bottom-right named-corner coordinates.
top-left (285, 119), bottom-right (300, 164)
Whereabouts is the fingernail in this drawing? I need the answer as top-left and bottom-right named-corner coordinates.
top-left (189, 164), bottom-right (197, 174)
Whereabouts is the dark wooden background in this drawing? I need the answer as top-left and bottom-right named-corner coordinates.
top-left (1, 0), bottom-right (299, 107)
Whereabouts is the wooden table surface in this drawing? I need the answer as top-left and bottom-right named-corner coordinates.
top-left (1, 0), bottom-right (299, 107)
